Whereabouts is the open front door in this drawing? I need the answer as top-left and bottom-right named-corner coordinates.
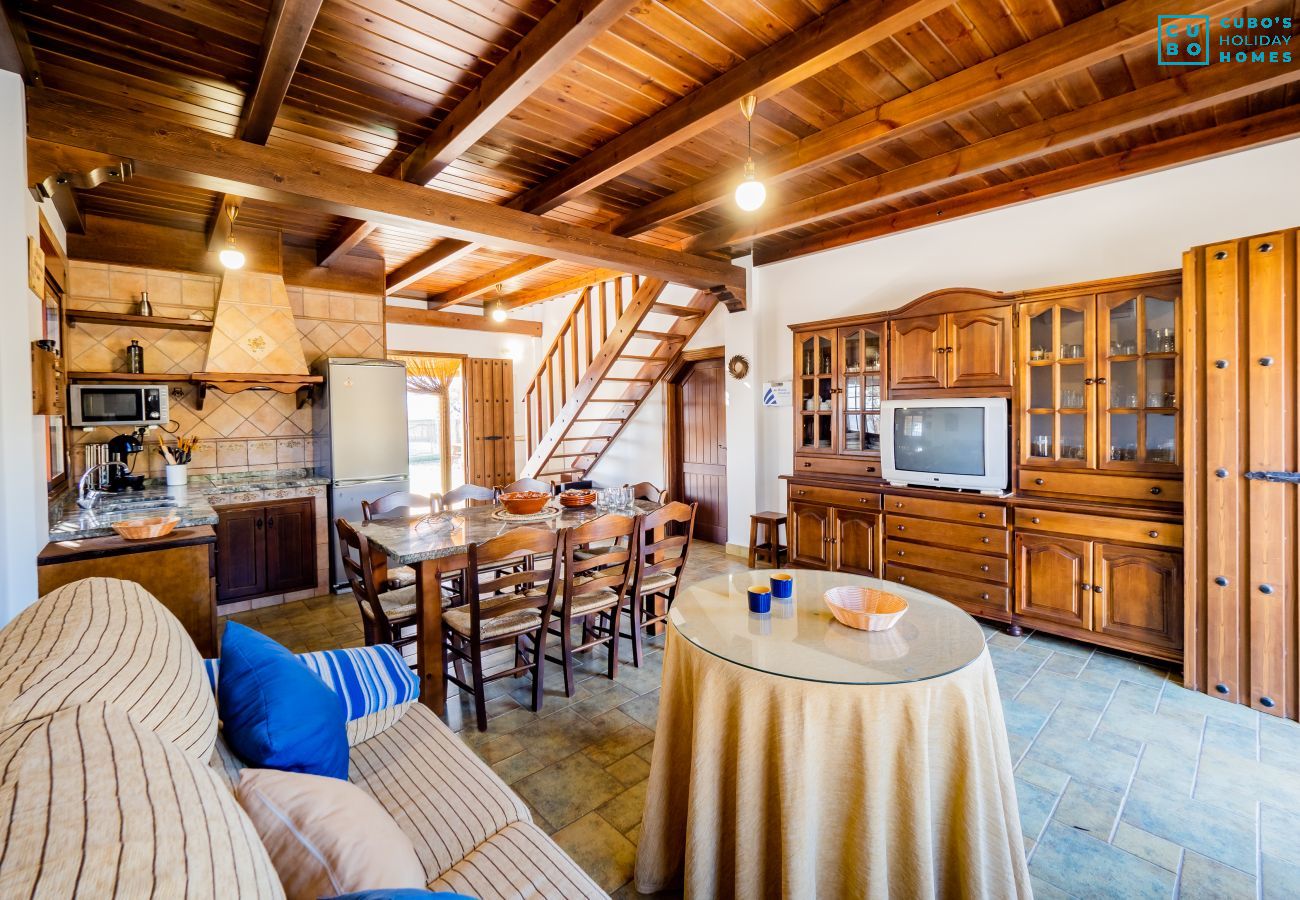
top-left (464, 357), bottom-right (515, 489)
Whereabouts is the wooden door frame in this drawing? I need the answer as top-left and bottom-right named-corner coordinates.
top-left (664, 346), bottom-right (725, 508)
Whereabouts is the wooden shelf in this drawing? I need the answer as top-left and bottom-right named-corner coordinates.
top-left (68, 371), bottom-right (192, 383)
top-left (67, 310), bottom-right (213, 332)
top-left (191, 372), bottom-right (323, 411)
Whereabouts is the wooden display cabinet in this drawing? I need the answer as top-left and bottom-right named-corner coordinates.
top-left (889, 306), bottom-right (1012, 394)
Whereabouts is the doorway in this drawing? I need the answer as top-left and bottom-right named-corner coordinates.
top-left (390, 353), bottom-right (465, 497)
top-left (667, 348), bottom-right (727, 544)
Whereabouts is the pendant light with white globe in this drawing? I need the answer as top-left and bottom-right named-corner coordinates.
top-left (217, 204), bottom-right (246, 269)
top-left (734, 94), bottom-right (766, 212)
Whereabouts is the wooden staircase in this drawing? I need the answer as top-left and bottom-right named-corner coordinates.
top-left (522, 274), bottom-right (717, 481)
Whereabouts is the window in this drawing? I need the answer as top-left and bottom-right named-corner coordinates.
top-left (390, 354), bottom-right (465, 497)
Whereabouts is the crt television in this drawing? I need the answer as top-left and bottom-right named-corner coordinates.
top-left (881, 398), bottom-right (1009, 495)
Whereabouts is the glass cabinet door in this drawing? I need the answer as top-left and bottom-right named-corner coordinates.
top-left (1097, 286), bottom-right (1179, 471)
top-left (1020, 297), bottom-right (1094, 467)
top-left (838, 324), bottom-right (883, 456)
top-left (796, 330), bottom-right (836, 454)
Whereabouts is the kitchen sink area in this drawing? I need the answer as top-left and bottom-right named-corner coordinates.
top-left (48, 486), bottom-right (217, 541)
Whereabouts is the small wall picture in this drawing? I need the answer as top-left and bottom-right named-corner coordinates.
top-left (762, 381), bottom-right (792, 407)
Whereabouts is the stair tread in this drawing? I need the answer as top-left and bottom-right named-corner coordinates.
top-left (619, 355), bottom-right (668, 362)
top-left (651, 303), bottom-right (705, 318)
top-left (550, 451), bottom-right (601, 458)
top-left (633, 330), bottom-right (685, 341)
top-left (555, 435), bottom-right (611, 441)
top-left (577, 417), bottom-right (625, 422)
top-left (604, 376), bottom-right (654, 382)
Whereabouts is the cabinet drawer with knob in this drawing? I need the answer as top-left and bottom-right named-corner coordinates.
top-left (787, 483), bottom-right (882, 510)
top-left (884, 514), bottom-right (1009, 555)
top-left (793, 454), bottom-right (883, 479)
top-left (881, 494), bottom-right (1007, 527)
top-left (1014, 508), bottom-right (1182, 549)
top-left (1017, 470), bottom-right (1183, 505)
top-left (884, 563), bottom-right (1011, 616)
top-left (884, 539), bottom-right (1010, 583)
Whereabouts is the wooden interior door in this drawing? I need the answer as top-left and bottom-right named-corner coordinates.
top-left (671, 355), bottom-right (728, 544)
top-left (1014, 533), bottom-right (1092, 629)
top-left (464, 357), bottom-right (515, 489)
top-left (946, 307), bottom-right (1012, 389)
top-left (1093, 543), bottom-right (1182, 652)
top-left (889, 316), bottom-right (945, 392)
top-left (1183, 230), bottom-right (1298, 718)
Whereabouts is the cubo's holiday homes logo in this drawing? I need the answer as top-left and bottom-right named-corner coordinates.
top-left (1159, 14), bottom-right (1294, 65)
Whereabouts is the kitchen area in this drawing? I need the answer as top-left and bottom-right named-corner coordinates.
top-left (36, 255), bottom-right (406, 656)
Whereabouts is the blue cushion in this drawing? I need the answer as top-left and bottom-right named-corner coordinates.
top-left (217, 621), bottom-right (349, 779)
top-left (205, 645), bottom-right (418, 721)
top-left (329, 892), bottom-right (474, 899)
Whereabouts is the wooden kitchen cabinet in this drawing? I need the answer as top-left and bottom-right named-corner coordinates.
top-left (789, 501), bottom-right (833, 568)
top-left (1015, 533), bottom-right (1093, 630)
top-left (1093, 543), bottom-right (1182, 653)
top-left (787, 498), bottom-right (880, 576)
top-left (216, 498), bottom-right (317, 604)
top-left (889, 307), bottom-right (1012, 394)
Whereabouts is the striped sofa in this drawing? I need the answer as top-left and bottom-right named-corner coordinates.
top-left (0, 577), bottom-right (606, 899)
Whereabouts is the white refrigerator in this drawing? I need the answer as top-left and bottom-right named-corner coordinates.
top-left (314, 358), bottom-right (409, 587)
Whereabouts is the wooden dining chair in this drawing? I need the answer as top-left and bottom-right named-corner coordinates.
top-left (442, 483), bottom-right (497, 508)
top-left (335, 517), bottom-right (419, 657)
top-left (501, 477), bottom-right (553, 494)
top-left (627, 481), bottom-right (667, 503)
top-left (361, 490), bottom-right (440, 522)
top-left (444, 527), bottom-right (560, 731)
top-left (549, 513), bottom-right (641, 695)
top-left (361, 491), bottom-right (441, 590)
top-left (623, 501), bottom-right (698, 667)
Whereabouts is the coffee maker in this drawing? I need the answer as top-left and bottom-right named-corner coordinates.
top-left (106, 428), bottom-right (147, 492)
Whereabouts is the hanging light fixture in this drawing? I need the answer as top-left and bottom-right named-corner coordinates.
top-left (218, 205), bottom-right (246, 269)
top-left (734, 94), bottom-right (766, 212)
top-left (490, 284), bottom-right (508, 322)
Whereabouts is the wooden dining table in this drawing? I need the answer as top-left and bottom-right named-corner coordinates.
top-left (352, 498), bottom-right (659, 714)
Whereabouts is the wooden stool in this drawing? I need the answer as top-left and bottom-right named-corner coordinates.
top-left (748, 512), bottom-right (788, 568)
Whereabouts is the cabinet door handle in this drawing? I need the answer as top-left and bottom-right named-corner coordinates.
top-left (1093, 585), bottom-right (1102, 593)
top-left (946, 347), bottom-right (954, 353)
top-left (255, 519), bottom-right (263, 530)
top-left (1084, 378), bottom-right (1095, 385)
top-left (1081, 583), bottom-right (1092, 592)
top-left (266, 517), bottom-right (274, 529)
top-left (1096, 378), bottom-right (1108, 385)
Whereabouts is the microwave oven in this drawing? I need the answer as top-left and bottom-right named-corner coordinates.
top-left (68, 383), bottom-right (170, 427)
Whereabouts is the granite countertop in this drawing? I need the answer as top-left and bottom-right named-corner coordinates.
top-left (47, 469), bottom-right (330, 541)
top-left (356, 499), bottom-right (658, 565)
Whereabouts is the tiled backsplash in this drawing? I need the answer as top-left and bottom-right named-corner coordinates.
top-left (65, 261), bottom-right (385, 481)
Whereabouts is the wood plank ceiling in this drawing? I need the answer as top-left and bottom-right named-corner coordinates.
top-left (17, 0), bottom-right (1300, 311)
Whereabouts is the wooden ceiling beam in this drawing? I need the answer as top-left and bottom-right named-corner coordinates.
top-left (760, 105), bottom-right (1300, 264)
top-left (426, 254), bottom-right (557, 308)
top-left (386, 239), bottom-right (482, 294)
top-left (204, 0), bottom-right (322, 254)
top-left (615, 0), bottom-right (1246, 239)
top-left (692, 62), bottom-right (1300, 250)
top-left (0, 3), bottom-right (38, 84)
top-left (500, 268), bottom-right (623, 310)
top-left (28, 90), bottom-right (747, 296)
top-left (386, 305), bottom-right (543, 337)
top-left (509, 0), bottom-right (951, 216)
top-left (424, 0), bottom-right (1229, 307)
top-left (319, 0), bottom-right (636, 269)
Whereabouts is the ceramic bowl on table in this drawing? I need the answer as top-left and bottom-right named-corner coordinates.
top-left (498, 491), bottom-right (551, 515)
top-left (823, 586), bottom-right (908, 631)
top-left (111, 515), bottom-right (181, 541)
top-left (558, 489), bottom-right (597, 508)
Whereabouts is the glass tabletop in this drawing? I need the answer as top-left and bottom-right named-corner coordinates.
top-left (668, 569), bottom-right (987, 685)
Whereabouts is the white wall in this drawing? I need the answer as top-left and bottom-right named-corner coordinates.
top-left (578, 137), bottom-right (1300, 546)
top-left (386, 303), bottom-right (542, 476)
top-left (0, 72), bottom-right (54, 623)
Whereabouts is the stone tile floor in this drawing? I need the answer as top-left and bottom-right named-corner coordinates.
top-left (228, 541), bottom-right (1300, 899)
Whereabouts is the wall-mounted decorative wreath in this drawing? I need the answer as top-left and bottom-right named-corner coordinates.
top-left (727, 354), bottom-right (750, 380)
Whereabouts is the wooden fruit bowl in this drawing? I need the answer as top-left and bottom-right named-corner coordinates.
top-left (112, 515), bottom-right (181, 541)
top-left (558, 489), bottom-right (596, 508)
top-left (498, 491), bottom-right (551, 515)
top-left (824, 586), bottom-right (908, 631)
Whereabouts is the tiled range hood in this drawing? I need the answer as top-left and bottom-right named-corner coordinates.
top-left (192, 271), bottom-right (322, 409)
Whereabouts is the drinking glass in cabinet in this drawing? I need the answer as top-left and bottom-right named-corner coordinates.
top-left (1059, 366), bottom-right (1086, 409)
top-left (843, 332), bottom-right (860, 373)
top-left (1147, 414), bottom-right (1177, 463)
top-left (1109, 297), bottom-right (1138, 355)
top-left (1028, 414), bottom-right (1053, 458)
top-left (1109, 413), bottom-right (1138, 461)
top-left (1146, 358), bottom-right (1176, 407)
top-left (1060, 416), bottom-right (1086, 460)
top-left (1110, 360), bottom-right (1139, 408)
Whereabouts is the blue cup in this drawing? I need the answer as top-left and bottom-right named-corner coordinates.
top-left (770, 573), bottom-right (793, 599)
top-left (748, 585), bottom-right (772, 614)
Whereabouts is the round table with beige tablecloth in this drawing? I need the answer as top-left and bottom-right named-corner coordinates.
top-left (634, 569), bottom-right (1032, 899)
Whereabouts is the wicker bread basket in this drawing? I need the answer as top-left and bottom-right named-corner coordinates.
top-left (111, 516), bottom-right (181, 541)
top-left (824, 586), bottom-right (908, 632)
